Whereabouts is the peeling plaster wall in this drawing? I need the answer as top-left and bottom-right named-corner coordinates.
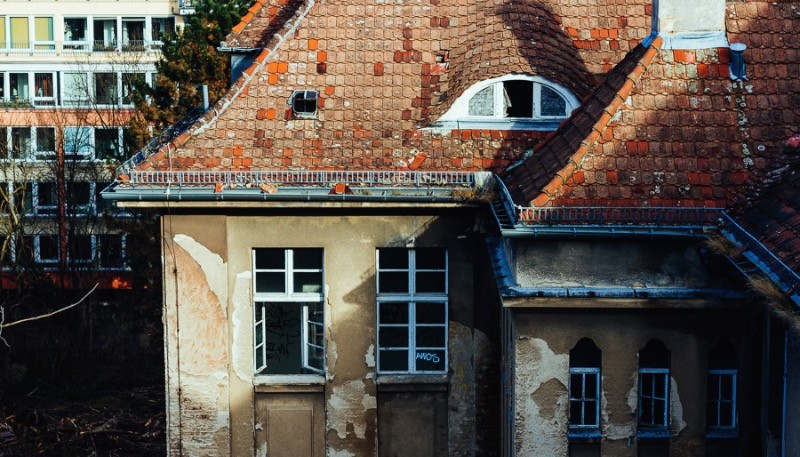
top-left (513, 337), bottom-right (569, 456)
top-left (162, 216), bottom-right (230, 457)
top-left (510, 309), bottom-right (763, 456)
top-left (161, 209), bottom-right (495, 456)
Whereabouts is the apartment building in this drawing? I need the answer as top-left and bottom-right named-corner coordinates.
top-left (0, 0), bottom-right (190, 284)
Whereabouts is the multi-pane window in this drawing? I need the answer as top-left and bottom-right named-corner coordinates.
top-left (707, 370), bottom-right (737, 432)
top-left (638, 340), bottom-right (671, 438)
top-left (253, 248), bottom-right (324, 375)
top-left (707, 340), bottom-right (738, 436)
top-left (37, 235), bottom-right (59, 264)
top-left (63, 72), bottom-right (90, 104)
top-left (569, 338), bottom-right (602, 437)
top-left (97, 235), bottom-right (125, 269)
top-left (377, 248), bottom-right (448, 374)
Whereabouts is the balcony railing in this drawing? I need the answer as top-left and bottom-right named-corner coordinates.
top-left (123, 169), bottom-right (478, 189)
top-left (0, 40), bottom-right (164, 54)
top-left (518, 206), bottom-right (724, 227)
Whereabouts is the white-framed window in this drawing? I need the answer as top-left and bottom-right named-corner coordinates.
top-left (63, 72), bottom-right (90, 105)
top-left (97, 234), bottom-right (126, 269)
top-left (253, 248), bottom-right (325, 375)
top-left (63, 17), bottom-right (89, 50)
top-left (288, 90), bottom-right (318, 119)
top-left (33, 73), bottom-right (55, 106)
top-left (707, 339), bottom-right (738, 436)
top-left (434, 75), bottom-right (578, 130)
top-left (34, 127), bottom-right (55, 157)
top-left (36, 235), bottom-right (59, 264)
top-left (63, 126), bottom-right (93, 160)
top-left (150, 17), bottom-right (175, 47)
top-left (33, 17), bottom-right (54, 50)
top-left (707, 369), bottom-right (737, 433)
top-left (568, 338), bottom-right (602, 438)
top-left (93, 18), bottom-right (118, 51)
top-left (376, 248), bottom-right (448, 374)
top-left (638, 339), bottom-right (671, 438)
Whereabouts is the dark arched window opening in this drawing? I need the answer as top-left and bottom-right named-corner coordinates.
top-left (569, 338), bottom-right (602, 438)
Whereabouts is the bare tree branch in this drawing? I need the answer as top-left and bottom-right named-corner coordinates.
top-left (0, 283), bottom-right (98, 329)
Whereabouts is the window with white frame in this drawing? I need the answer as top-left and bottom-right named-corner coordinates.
top-left (63, 126), bottom-right (93, 159)
top-left (253, 248), bottom-right (325, 375)
top-left (150, 17), bottom-right (175, 47)
top-left (569, 338), bottom-right (602, 437)
top-left (63, 72), bottom-right (90, 105)
top-left (35, 127), bottom-right (55, 157)
top-left (63, 18), bottom-right (88, 50)
top-left (435, 75), bottom-right (578, 130)
top-left (638, 339), bottom-right (671, 438)
top-left (707, 340), bottom-right (738, 436)
top-left (377, 248), bottom-right (448, 374)
top-left (33, 17), bottom-right (54, 50)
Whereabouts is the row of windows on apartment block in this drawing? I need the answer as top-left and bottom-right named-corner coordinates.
top-left (0, 181), bottom-right (118, 217)
top-left (252, 248), bottom-right (448, 376)
top-left (0, 126), bottom-right (130, 161)
top-left (568, 338), bottom-right (738, 440)
top-left (0, 71), bottom-right (153, 108)
top-left (3, 233), bottom-right (126, 270)
top-left (0, 16), bottom-right (175, 53)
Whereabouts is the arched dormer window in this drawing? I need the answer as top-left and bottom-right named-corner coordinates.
top-left (434, 75), bottom-right (578, 130)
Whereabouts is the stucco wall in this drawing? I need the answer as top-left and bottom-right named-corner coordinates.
top-left (161, 208), bottom-right (498, 456)
top-left (512, 240), bottom-right (733, 290)
top-left (511, 309), bottom-right (763, 456)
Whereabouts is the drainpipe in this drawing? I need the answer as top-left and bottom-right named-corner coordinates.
top-left (782, 328), bottom-right (788, 457)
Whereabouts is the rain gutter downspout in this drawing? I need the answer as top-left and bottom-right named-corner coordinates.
top-left (783, 328), bottom-right (788, 457)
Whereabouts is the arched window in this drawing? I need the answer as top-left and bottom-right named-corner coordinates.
top-left (434, 75), bottom-right (578, 130)
top-left (569, 338), bottom-right (602, 438)
top-left (638, 339), bottom-right (671, 438)
top-left (707, 339), bottom-right (737, 437)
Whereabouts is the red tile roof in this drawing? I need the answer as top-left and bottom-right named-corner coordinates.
top-left (505, 2), bottom-right (800, 208)
top-left (737, 135), bottom-right (800, 272)
top-left (136, 0), bottom-right (799, 212)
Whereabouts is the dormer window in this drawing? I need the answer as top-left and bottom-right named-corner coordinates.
top-left (289, 90), bottom-right (318, 119)
top-left (434, 75), bottom-right (577, 131)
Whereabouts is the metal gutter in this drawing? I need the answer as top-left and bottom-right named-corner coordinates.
top-left (499, 286), bottom-right (746, 300)
top-left (719, 212), bottom-right (800, 308)
top-left (103, 187), bottom-right (465, 204)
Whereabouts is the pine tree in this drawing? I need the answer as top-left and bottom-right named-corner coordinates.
top-left (128, 0), bottom-right (251, 149)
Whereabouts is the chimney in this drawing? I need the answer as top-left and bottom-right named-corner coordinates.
top-left (729, 43), bottom-right (748, 81)
top-left (652, 0), bottom-right (728, 49)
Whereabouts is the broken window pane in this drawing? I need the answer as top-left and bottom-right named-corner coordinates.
top-left (468, 85), bottom-right (494, 116)
top-left (503, 80), bottom-right (533, 118)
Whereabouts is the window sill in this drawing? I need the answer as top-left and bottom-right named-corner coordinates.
top-left (568, 428), bottom-right (602, 441)
top-left (376, 373), bottom-right (448, 386)
top-left (706, 429), bottom-right (738, 440)
top-left (425, 119), bottom-right (563, 132)
top-left (637, 429), bottom-right (670, 440)
top-left (253, 374), bottom-right (325, 387)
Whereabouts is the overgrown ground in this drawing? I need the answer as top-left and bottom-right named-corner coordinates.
top-left (0, 287), bottom-right (164, 456)
top-left (0, 386), bottom-right (164, 456)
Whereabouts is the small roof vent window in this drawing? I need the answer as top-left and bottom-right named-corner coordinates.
top-left (288, 90), bottom-right (318, 119)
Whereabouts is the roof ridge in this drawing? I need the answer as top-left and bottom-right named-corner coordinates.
top-left (501, 35), bottom-right (663, 207)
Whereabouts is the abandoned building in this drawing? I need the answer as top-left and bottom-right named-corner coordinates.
top-left (103, 0), bottom-right (800, 455)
